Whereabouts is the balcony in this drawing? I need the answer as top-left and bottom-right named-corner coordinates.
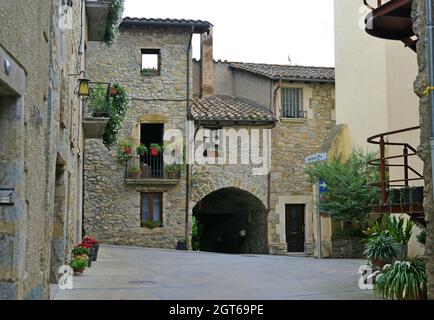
top-left (85, 0), bottom-right (111, 41)
top-left (82, 82), bottom-right (111, 139)
top-left (367, 126), bottom-right (425, 224)
top-left (124, 154), bottom-right (182, 186)
top-left (363, 0), bottom-right (417, 52)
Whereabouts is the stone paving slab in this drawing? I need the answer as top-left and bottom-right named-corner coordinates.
top-left (51, 245), bottom-right (378, 300)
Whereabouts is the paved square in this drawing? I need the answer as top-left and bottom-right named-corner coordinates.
top-left (51, 245), bottom-right (377, 300)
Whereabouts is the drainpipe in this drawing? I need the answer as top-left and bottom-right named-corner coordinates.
top-left (184, 25), bottom-right (194, 249)
top-left (427, 0), bottom-right (434, 201)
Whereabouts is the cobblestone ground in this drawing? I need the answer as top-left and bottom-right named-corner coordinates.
top-left (51, 245), bottom-right (377, 300)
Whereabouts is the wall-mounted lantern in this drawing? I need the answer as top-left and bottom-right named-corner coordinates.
top-left (78, 78), bottom-right (90, 96)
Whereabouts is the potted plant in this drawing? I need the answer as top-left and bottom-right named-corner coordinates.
top-left (141, 221), bottom-right (162, 229)
top-left (69, 257), bottom-right (88, 276)
top-left (365, 214), bottom-right (413, 260)
top-left (149, 143), bottom-right (162, 156)
top-left (136, 144), bottom-right (148, 156)
top-left (164, 164), bottom-right (179, 179)
top-left (118, 139), bottom-right (134, 162)
top-left (72, 245), bottom-right (92, 267)
top-left (82, 236), bottom-right (99, 261)
top-left (128, 166), bottom-right (140, 179)
top-left (374, 259), bottom-right (427, 300)
top-left (364, 233), bottom-right (400, 269)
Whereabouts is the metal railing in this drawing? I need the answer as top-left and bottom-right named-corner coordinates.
top-left (82, 82), bottom-right (111, 118)
top-left (363, 0), bottom-right (386, 10)
top-left (125, 154), bottom-right (182, 180)
top-left (367, 126), bottom-right (423, 206)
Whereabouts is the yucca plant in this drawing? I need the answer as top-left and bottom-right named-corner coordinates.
top-left (364, 234), bottom-right (400, 268)
top-left (364, 214), bottom-right (413, 244)
top-left (374, 259), bottom-right (427, 300)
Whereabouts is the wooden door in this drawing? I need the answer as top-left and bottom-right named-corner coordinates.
top-left (285, 204), bottom-right (305, 252)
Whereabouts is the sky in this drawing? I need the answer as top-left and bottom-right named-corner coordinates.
top-left (123, 0), bottom-right (335, 67)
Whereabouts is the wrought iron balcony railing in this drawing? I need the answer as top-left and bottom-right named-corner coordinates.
top-left (125, 154), bottom-right (182, 183)
top-left (82, 82), bottom-right (111, 118)
top-left (367, 126), bottom-right (424, 221)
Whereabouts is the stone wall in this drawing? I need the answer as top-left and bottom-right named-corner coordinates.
top-left (331, 237), bottom-right (365, 259)
top-left (269, 83), bottom-right (336, 255)
top-left (84, 26), bottom-right (190, 249)
top-left (0, 0), bottom-right (86, 299)
top-left (412, 0), bottom-right (434, 299)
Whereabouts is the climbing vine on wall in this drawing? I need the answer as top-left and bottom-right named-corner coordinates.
top-left (103, 83), bottom-right (128, 148)
top-left (104, 0), bottom-right (124, 45)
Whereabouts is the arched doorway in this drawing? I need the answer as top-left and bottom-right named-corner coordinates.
top-left (193, 187), bottom-right (267, 254)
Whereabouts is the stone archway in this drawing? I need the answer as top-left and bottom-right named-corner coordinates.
top-left (193, 187), bottom-right (267, 254)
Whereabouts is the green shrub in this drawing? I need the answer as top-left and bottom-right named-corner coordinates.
top-left (70, 258), bottom-right (88, 272)
top-left (104, 0), bottom-right (124, 45)
top-left (72, 246), bottom-right (90, 256)
top-left (305, 149), bottom-right (381, 227)
top-left (364, 233), bottom-right (400, 263)
top-left (364, 214), bottom-right (413, 245)
top-left (103, 83), bottom-right (129, 148)
top-left (88, 84), bottom-right (109, 115)
top-left (192, 216), bottom-right (203, 251)
top-left (374, 259), bottom-right (427, 300)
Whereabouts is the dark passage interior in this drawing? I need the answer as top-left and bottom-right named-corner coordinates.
top-left (193, 187), bottom-right (267, 254)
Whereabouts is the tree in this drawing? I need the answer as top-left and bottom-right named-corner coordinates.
top-left (305, 149), bottom-right (381, 228)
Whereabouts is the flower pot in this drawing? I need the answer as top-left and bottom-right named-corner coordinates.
top-left (92, 244), bottom-right (99, 261)
top-left (166, 171), bottom-right (178, 179)
top-left (140, 164), bottom-right (152, 178)
top-left (109, 87), bottom-right (118, 96)
top-left (87, 254), bottom-right (92, 268)
top-left (150, 147), bottom-right (159, 156)
top-left (372, 258), bottom-right (389, 269)
top-left (129, 171), bottom-right (140, 179)
top-left (73, 269), bottom-right (85, 276)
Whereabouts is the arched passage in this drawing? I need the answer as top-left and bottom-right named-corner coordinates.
top-left (193, 187), bottom-right (267, 254)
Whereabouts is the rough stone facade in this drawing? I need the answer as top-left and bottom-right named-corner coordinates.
top-left (412, 0), bottom-right (434, 299)
top-left (84, 25), bottom-right (192, 249)
top-left (269, 83), bottom-right (336, 255)
top-left (84, 22), bottom-right (335, 257)
top-left (0, 0), bottom-right (90, 299)
top-left (331, 238), bottom-right (365, 259)
top-left (192, 61), bottom-right (336, 256)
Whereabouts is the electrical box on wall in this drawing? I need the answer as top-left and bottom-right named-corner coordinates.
top-left (0, 188), bottom-right (15, 205)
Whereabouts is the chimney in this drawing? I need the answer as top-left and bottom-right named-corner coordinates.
top-left (200, 27), bottom-right (214, 97)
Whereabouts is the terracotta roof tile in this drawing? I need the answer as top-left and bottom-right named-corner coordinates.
top-left (191, 96), bottom-right (276, 123)
top-left (229, 62), bottom-right (335, 82)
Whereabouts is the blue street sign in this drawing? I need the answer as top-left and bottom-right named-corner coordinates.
top-left (319, 180), bottom-right (327, 194)
top-left (305, 152), bottom-right (327, 164)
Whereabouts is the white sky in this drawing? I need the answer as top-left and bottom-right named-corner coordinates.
top-left (123, 0), bottom-right (335, 67)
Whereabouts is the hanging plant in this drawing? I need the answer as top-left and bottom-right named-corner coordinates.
top-left (104, 0), bottom-right (124, 45)
top-left (103, 83), bottom-right (129, 148)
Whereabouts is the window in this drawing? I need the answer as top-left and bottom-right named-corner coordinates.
top-left (281, 88), bottom-right (304, 118)
top-left (203, 128), bottom-right (220, 158)
top-left (141, 193), bottom-right (162, 227)
top-left (141, 49), bottom-right (160, 76)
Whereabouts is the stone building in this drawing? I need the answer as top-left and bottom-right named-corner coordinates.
top-left (192, 61), bottom-right (336, 255)
top-left (0, 0), bottom-right (114, 299)
top-left (83, 18), bottom-right (213, 249)
top-left (83, 15), bottom-right (336, 257)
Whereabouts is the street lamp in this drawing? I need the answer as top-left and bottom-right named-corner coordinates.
top-left (78, 78), bottom-right (90, 96)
